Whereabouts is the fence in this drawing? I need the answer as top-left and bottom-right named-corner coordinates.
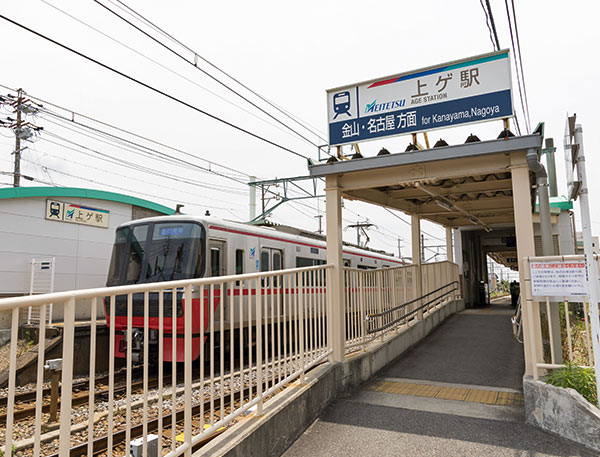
top-left (344, 261), bottom-right (460, 350)
top-left (0, 264), bottom-right (331, 457)
top-left (521, 255), bottom-right (599, 379)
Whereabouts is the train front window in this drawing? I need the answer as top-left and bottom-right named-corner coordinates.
top-left (107, 221), bottom-right (205, 286)
top-left (143, 223), bottom-right (205, 282)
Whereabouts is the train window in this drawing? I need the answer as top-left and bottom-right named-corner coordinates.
top-left (296, 257), bottom-right (326, 268)
top-left (211, 247), bottom-right (221, 277)
top-left (125, 225), bottom-right (148, 284)
top-left (260, 251), bottom-right (269, 272)
top-left (235, 249), bottom-right (244, 286)
top-left (107, 227), bottom-right (132, 286)
top-left (273, 251), bottom-right (281, 271)
top-left (235, 250), bottom-right (244, 275)
top-left (143, 223), bottom-right (205, 282)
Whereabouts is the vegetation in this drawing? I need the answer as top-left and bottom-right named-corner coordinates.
top-left (545, 363), bottom-right (598, 407)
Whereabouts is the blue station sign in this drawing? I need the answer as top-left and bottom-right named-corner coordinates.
top-left (326, 50), bottom-right (514, 146)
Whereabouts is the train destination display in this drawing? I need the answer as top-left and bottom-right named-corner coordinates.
top-left (326, 49), bottom-right (514, 146)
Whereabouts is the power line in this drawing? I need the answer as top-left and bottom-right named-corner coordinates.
top-left (38, 0), bottom-right (314, 145)
top-left (107, 0), bottom-right (329, 144)
top-left (20, 157), bottom-right (243, 215)
top-left (37, 134), bottom-right (248, 199)
top-left (505, 0), bottom-right (531, 133)
top-left (38, 115), bottom-right (249, 193)
top-left (27, 146), bottom-right (246, 209)
top-left (484, 0), bottom-right (501, 51)
top-left (0, 83), bottom-right (251, 179)
top-left (91, 0), bottom-right (325, 151)
top-left (0, 14), bottom-right (311, 161)
top-left (479, 0), bottom-right (497, 50)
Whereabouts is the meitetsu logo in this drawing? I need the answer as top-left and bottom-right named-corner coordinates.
top-left (365, 99), bottom-right (405, 114)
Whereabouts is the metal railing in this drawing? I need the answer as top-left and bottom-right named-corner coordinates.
top-left (522, 255), bottom-right (599, 379)
top-left (344, 261), bottom-right (460, 350)
top-left (0, 264), bottom-right (332, 456)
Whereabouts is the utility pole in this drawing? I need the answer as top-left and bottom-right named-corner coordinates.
top-left (397, 237), bottom-right (403, 259)
top-left (0, 88), bottom-right (41, 186)
top-left (13, 89), bottom-right (23, 187)
top-left (421, 234), bottom-right (425, 262)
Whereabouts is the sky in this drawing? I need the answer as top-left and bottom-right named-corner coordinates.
top-left (0, 0), bottom-right (598, 278)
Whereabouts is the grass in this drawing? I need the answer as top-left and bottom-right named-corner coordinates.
top-left (545, 363), bottom-right (598, 407)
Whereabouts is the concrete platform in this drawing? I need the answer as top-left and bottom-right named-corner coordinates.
top-left (283, 298), bottom-right (596, 456)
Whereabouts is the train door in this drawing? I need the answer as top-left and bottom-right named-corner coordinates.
top-left (209, 240), bottom-right (227, 326)
top-left (260, 248), bottom-right (283, 317)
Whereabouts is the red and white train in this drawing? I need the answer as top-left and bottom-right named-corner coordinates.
top-left (104, 215), bottom-right (404, 362)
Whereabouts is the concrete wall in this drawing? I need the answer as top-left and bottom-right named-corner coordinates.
top-left (198, 299), bottom-right (464, 457)
top-left (524, 376), bottom-right (600, 452)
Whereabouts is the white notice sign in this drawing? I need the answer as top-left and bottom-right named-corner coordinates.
top-left (530, 261), bottom-right (588, 299)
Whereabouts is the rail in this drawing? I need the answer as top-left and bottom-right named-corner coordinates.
top-left (344, 261), bottom-right (460, 350)
top-left (0, 264), bottom-right (332, 456)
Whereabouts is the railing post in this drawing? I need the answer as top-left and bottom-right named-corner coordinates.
top-left (299, 271), bottom-right (306, 382)
top-left (184, 285), bottom-right (193, 456)
top-left (325, 176), bottom-right (345, 362)
top-left (4, 307), bottom-right (20, 455)
top-left (58, 297), bottom-right (75, 456)
top-left (256, 277), bottom-right (264, 414)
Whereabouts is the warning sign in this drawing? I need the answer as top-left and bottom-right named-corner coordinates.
top-left (530, 261), bottom-right (588, 299)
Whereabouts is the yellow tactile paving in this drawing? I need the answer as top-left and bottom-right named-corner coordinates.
top-left (367, 380), bottom-right (524, 407)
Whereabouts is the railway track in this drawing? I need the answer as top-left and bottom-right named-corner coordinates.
top-left (0, 369), bottom-right (144, 425)
top-left (51, 387), bottom-right (243, 457)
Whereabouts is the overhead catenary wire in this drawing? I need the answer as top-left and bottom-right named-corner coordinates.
top-left (19, 156), bottom-right (243, 215)
top-left (38, 115), bottom-right (249, 194)
top-left (0, 14), bottom-right (312, 161)
top-left (106, 0), bottom-right (329, 144)
top-left (38, 0), bottom-right (315, 145)
top-left (27, 146), bottom-right (247, 209)
top-left (37, 134), bottom-right (248, 201)
top-left (91, 0), bottom-right (327, 152)
top-left (0, 83), bottom-right (250, 180)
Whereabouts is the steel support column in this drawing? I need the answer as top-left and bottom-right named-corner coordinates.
top-left (412, 215), bottom-right (424, 320)
top-left (325, 175), bottom-right (345, 362)
top-left (511, 154), bottom-right (543, 377)
top-left (446, 227), bottom-right (454, 263)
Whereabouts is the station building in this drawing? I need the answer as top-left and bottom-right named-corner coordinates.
top-left (0, 186), bottom-right (173, 335)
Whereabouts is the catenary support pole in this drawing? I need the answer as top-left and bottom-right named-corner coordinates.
top-left (574, 124), bottom-right (600, 402)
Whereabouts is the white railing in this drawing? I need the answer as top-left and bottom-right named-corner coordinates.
top-left (344, 261), bottom-right (460, 350)
top-left (0, 264), bottom-right (332, 456)
top-left (522, 255), bottom-right (599, 378)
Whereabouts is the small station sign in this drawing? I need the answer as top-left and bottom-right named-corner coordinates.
top-left (45, 199), bottom-right (110, 228)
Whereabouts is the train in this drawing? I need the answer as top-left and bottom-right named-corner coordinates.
top-left (104, 215), bottom-right (404, 363)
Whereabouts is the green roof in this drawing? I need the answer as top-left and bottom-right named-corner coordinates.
top-left (535, 196), bottom-right (573, 212)
top-left (0, 186), bottom-right (175, 215)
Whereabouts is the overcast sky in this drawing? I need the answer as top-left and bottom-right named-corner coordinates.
top-left (0, 0), bottom-right (598, 271)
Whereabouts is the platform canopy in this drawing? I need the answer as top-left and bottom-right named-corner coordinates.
top-left (309, 135), bottom-right (542, 232)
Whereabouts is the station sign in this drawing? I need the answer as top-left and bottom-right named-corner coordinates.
top-left (45, 199), bottom-right (110, 228)
top-left (530, 260), bottom-right (588, 299)
top-left (327, 50), bottom-right (514, 146)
